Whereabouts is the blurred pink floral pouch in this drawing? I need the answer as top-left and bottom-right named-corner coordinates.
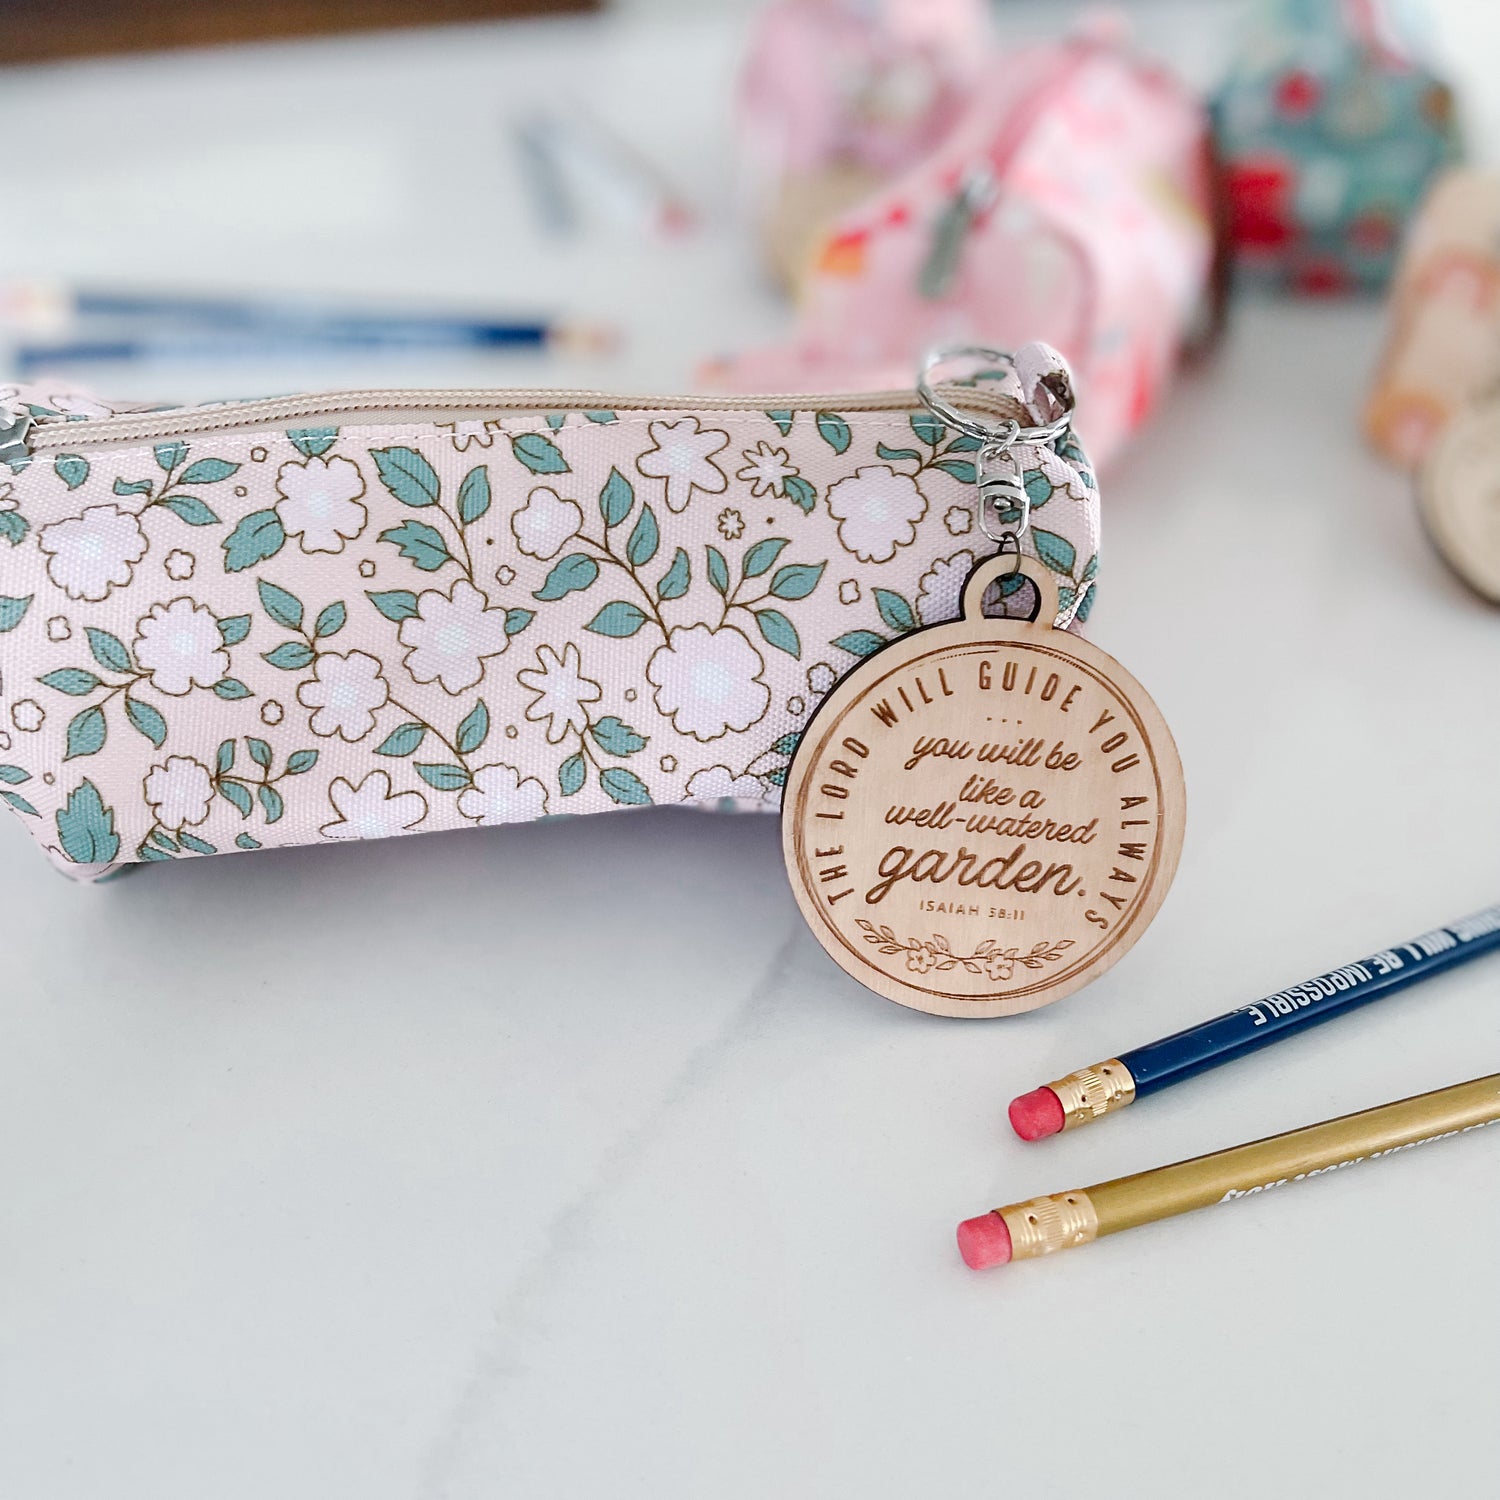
top-left (0, 350), bottom-right (1098, 880)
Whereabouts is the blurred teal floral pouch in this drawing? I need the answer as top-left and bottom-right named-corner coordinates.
top-left (0, 344), bottom-right (1099, 880)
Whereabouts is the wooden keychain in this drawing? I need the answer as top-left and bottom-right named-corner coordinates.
top-left (781, 348), bottom-right (1186, 1018)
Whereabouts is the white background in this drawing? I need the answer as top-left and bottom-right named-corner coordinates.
top-left (1, 4), bottom-right (1498, 1497)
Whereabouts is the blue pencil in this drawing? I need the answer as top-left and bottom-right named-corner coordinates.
top-left (1009, 903), bottom-right (1500, 1139)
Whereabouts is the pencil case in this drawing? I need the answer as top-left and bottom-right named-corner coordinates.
top-left (0, 347), bottom-right (1100, 880)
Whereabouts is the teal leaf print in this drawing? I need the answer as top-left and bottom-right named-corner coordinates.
top-left (247, 737), bottom-right (273, 769)
top-left (257, 579), bottom-right (305, 631)
top-left (1076, 582), bottom-right (1096, 624)
top-left (375, 723), bottom-right (427, 757)
top-left (832, 630), bottom-right (886, 658)
top-left (584, 410), bottom-right (617, 424)
top-left (875, 442), bottom-right (921, 463)
top-left (1024, 469), bottom-right (1053, 506)
top-left (113, 477), bottom-right (154, 498)
top-left (125, 696), bottom-right (167, 748)
top-left (600, 767), bottom-right (652, 806)
top-left (585, 601), bottom-right (648, 638)
top-left (873, 588), bottom-right (917, 633)
top-left (235, 833), bottom-right (262, 850)
top-left (504, 608), bottom-right (534, 636)
top-left (0, 765), bottom-right (30, 783)
top-left (54, 453), bottom-right (90, 490)
top-left (545, 413), bottom-right (566, 431)
top-left (741, 537), bottom-right (789, 579)
top-left (930, 458), bottom-right (977, 484)
top-left (1081, 552), bottom-right (1098, 583)
top-left (56, 780), bottom-right (119, 864)
top-left (627, 505), bottom-right (659, 567)
top-left (590, 716), bottom-right (646, 755)
top-left (657, 548), bottom-right (690, 600)
top-left (457, 464), bottom-right (492, 526)
top-left (456, 700), bottom-right (490, 755)
top-left (179, 457), bottom-right (239, 485)
top-left (213, 678), bottom-right (252, 700)
top-left (1032, 528), bottom-right (1077, 578)
top-left (416, 762), bottom-right (472, 791)
top-left (138, 843), bottom-right (173, 862)
top-left (533, 553), bottom-right (598, 602)
top-left (366, 588), bottom-right (420, 622)
top-left (218, 614), bottom-right (252, 646)
top-left (259, 784), bottom-right (285, 824)
top-left (150, 829), bottom-right (179, 851)
top-left (263, 641), bottom-right (315, 670)
top-left (160, 494), bottom-right (220, 526)
top-left (910, 411), bottom-right (946, 447)
top-left (945, 433), bottom-right (983, 453)
top-left (783, 474), bottom-right (816, 514)
top-left (216, 739), bottom-right (236, 774)
top-left (314, 601), bottom-right (347, 639)
top-left (815, 411), bottom-right (852, 455)
top-left (285, 749), bottom-right (319, 775)
top-left (64, 705), bottom-right (107, 759)
top-left (771, 731), bottom-right (802, 756)
top-left (559, 752), bottom-right (586, 797)
top-left (766, 409), bottom-right (795, 436)
top-left (512, 432), bottom-right (570, 475)
top-left (600, 467), bottom-right (635, 529)
top-left (380, 519), bottom-right (452, 572)
top-left (222, 510), bottom-right (286, 572)
top-left (769, 561), bottom-right (825, 601)
top-left (0, 595), bottom-right (31, 632)
top-left (85, 627), bottom-right (133, 673)
top-left (371, 446), bottom-right (440, 507)
top-left (755, 607), bottom-right (800, 659)
top-left (219, 781), bottom-right (254, 817)
top-left (2, 790), bottom-right (38, 817)
top-left (706, 546), bottom-right (730, 597)
top-left (0, 512), bottom-right (27, 547)
top-left (40, 668), bottom-right (102, 696)
top-left (179, 832), bottom-right (217, 855)
top-left (288, 427), bottom-right (337, 459)
top-left (155, 440), bottom-right (188, 473)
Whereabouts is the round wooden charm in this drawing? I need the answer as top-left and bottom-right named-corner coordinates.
top-left (1419, 392), bottom-right (1500, 604)
top-left (782, 555), bottom-right (1186, 1018)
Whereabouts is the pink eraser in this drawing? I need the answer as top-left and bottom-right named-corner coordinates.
top-left (1008, 1086), bottom-right (1066, 1142)
top-left (956, 1212), bottom-right (1013, 1270)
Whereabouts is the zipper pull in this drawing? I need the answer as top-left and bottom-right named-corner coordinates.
top-left (917, 167), bottom-right (996, 301)
top-left (0, 408), bottom-right (34, 472)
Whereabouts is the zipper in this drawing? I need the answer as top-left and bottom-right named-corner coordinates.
top-left (15, 381), bottom-right (1026, 455)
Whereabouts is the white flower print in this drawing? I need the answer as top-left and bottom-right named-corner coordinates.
top-left (320, 771), bottom-right (427, 841)
top-left (164, 548), bottom-right (196, 580)
top-left (0, 731), bottom-right (10, 751)
top-left (132, 598), bottom-right (229, 696)
top-left (916, 550), bottom-right (976, 625)
top-left (358, 560), bottom-right (376, 578)
top-left (297, 651), bottom-right (390, 740)
top-left (495, 564), bottom-right (516, 587)
top-left (518, 642), bottom-right (601, 744)
top-left (144, 756), bottom-right (214, 829)
top-left (46, 616), bottom-right (71, 642)
top-left (38, 504), bottom-right (148, 601)
top-left (397, 580), bottom-right (512, 695)
top-left (436, 418), bottom-right (499, 451)
top-left (0, 482), bottom-right (16, 511)
top-left (824, 464), bottom-right (927, 562)
top-left (11, 700), bottom-right (44, 732)
top-left (685, 766), bottom-right (764, 803)
top-left (457, 763), bottom-right (549, 825)
top-left (647, 624), bottom-right (770, 742)
top-left (807, 662), bottom-right (837, 696)
top-left (717, 508), bottom-right (745, 540)
top-left (274, 454), bottom-right (368, 554)
top-left (511, 486), bottom-right (582, 560)
top-left (736, 441), bottom-right (798, 498)
top-left (944, 504), bottom-right (974, 536)
top-left (261, 700), bottom-right (285, 726)
top-left (636, 417), bottom-right (729, 513)
top-left (43, 389), bottom-right (112, 418)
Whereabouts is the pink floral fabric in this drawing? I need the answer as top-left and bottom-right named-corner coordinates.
top-left (0, 372), bottom-right (1099, 879)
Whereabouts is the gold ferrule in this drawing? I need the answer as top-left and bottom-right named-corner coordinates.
top-left (998, 1190), bottom-right (1100, 1260)
top-left (1049, 1059), bottom-right (1137, 1130)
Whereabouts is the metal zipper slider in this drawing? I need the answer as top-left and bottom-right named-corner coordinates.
top-left (0, 408), bottom-right (34, 471)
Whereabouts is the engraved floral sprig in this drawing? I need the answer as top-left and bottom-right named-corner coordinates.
top-left (855, 921), bottom-right (1074, 980)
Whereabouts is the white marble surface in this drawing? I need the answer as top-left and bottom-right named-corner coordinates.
top-left (2, 7), bottom-right (1499, 1498)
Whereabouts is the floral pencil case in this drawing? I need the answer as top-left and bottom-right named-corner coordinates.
top-left (0, 345), bottom-right (1100, 880)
